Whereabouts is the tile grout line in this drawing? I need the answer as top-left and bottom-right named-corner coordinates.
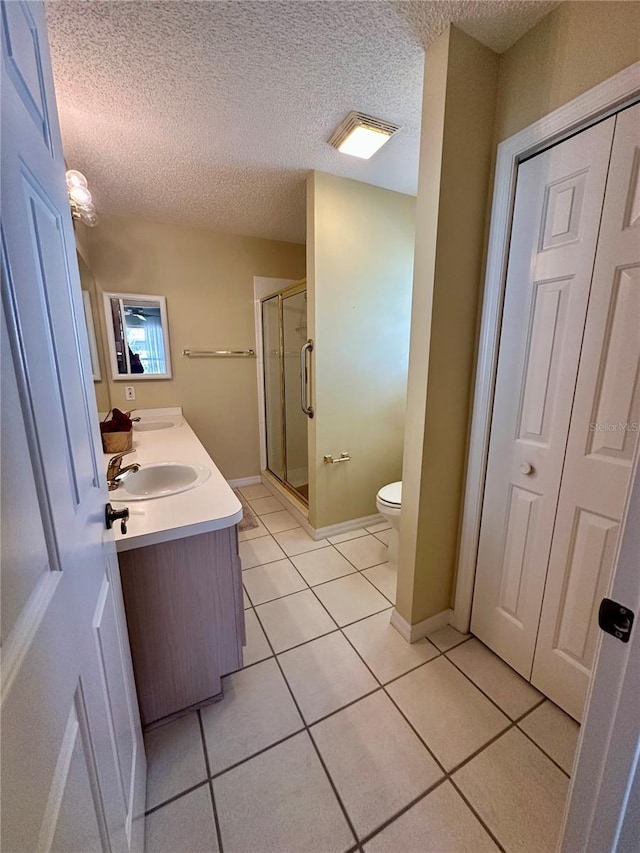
top-left (376, 691), bottom-right (510, 852)
top-left (207, 727), bottom-right (307, 783)
top-left (441, 653), bottom-right (572, 778)
top-left (448, 777), bottom-right (508, 853)
top-left (249, 603), bottom-right (362, 850)
top-left (326, 613), bottom-right (509, 852)
top-left (361, 775), bottom-right (505, 853)
top-left (244, 538), bottom-right (451, 658)
top-left (328, 539), bottom-right (391, 575)
top-left (514, 696), bottom-right (548, 724)
top-left (332, 618), bottom-right (449, 775)
top-left (241, 531), bottom-right (389, 575)
top-left (284, 685), bottom-right (383, 730)
top-left (355, 778), bottom-right (450, 850)
top-left (264, 525), bottom-right (391, 549)
top-left (151, 527), bottom-right (570, 849)
top-left (146, 635), bottom-right (558, 848)
top-left (285, 577), bottom-right (501, 848)
top-left (246, 587), bottom-right (396, 647)
top-left (242, 558), bottom-right (310, 603)
top-left (242, 531), bottom-right (394, 615)
top-left (246, 576), bottom-right (566, 777)
top-left (144, 778), bottom-right (210, 817)
top-left (244, 560), bottom-right (392, 608)
top-left (351, 564), bottom-right (396, 606)
top-left (146, 702), bottom-right (561, 846)
top-left (241, 595), bottom-right (446, 688)
top-left (255, 608), bottom-right (568, 788)
top-left (322, 609), bottom-right (566, 849)
top-left (245, 500), bottom-right (289, 516)
top-left (197, 709), bottom-right (225, 853)
top-left (303, 570), bottom-right (394, 646)
top-left (240, 517), bottom-right (389, 546)
top-left (380, 657), bottom-right (566, 786)
top-left (442, 648), bottom-right (537, 720)
top-left (239, 612), bottom-right (447, 713)
top-left (514, 710), bottom-right (573, 779)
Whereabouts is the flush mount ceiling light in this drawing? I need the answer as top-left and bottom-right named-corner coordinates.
top-left (66, 169), bottom-right (98, 227)
top-left (328, 111), bottom-right (399, 160)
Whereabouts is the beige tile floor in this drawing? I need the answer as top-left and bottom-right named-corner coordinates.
top-left (144, 487), bottom-right (579, 853)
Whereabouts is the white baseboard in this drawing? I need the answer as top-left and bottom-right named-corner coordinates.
top-left (390, 607), bottom-right (452, 643)
top-left (228, 475), bottom-right (262, 488)
top-left (313, 514), bottom-right (384, 541)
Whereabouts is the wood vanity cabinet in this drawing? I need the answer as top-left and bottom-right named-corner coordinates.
top-left (118, 524), bottom-right (245, 727)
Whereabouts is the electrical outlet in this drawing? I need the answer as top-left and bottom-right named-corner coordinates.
top-left (125, 386), bottom-right (135, 401)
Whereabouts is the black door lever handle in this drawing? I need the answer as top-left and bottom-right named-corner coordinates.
top-left (105, 502), bottom-right (130, 535)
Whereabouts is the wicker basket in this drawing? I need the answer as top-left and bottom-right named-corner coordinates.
top-left (101, 430), bottom-right (133, 454)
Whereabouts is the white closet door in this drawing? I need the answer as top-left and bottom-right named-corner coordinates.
top-left (471, 118), bottom-right (615, 677)
top-left (531, 103), bottom-right (640, 721)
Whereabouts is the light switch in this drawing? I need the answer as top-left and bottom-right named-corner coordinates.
top-left (125, 386), bottom-right (135, 401)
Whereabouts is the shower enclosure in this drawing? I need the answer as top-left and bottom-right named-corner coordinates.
top-left (261, 282), bottom-right (311, 503)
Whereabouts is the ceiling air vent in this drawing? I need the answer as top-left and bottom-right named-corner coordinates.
top-left (328, 111), bottom-right (400, 160)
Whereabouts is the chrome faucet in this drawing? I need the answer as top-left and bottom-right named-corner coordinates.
top-left (107, 450), bottom-right (140, 491)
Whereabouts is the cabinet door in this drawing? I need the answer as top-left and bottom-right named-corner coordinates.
top-left (531, 103), bottom-right (640, 721)
top-left (119, 528), bottom-right (243, 725)
top-left (471, 118), bottom-right (615, 676)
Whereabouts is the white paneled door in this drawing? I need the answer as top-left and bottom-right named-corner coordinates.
top-left (532, 103), bottom-right (640, 720)
top-left (471, 103), bottom-right (640, 721)
top-left (1, 2), bottom-right (145, 851)
top-left (471, 117), bottom-right (615, 677)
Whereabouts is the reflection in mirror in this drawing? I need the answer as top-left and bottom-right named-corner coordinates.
top-left (81, 291), bottom-right (101, 380)
top-left (77, 252), bottom-right (110, 414)
top-left (103, 293), bottom-right (172, 380)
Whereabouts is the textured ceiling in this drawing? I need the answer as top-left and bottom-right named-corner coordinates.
top-left (46, 1), bottom-right (557, 244)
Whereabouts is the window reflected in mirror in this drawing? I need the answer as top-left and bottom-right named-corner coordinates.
top-left (103, 293), bottom-right (172, 380)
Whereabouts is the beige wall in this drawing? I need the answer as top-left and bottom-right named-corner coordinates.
top-left (396, 26), bottom-right (499, 626)
top-left (399, 4), bottom-right (640, 628)
top-left (307, 171), bottom-right (416, 529)
top-left (495, 2), bottom-right (640, 142)
top-left (83, 214), bottom-right (305, 480)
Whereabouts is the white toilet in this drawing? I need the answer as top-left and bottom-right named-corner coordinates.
top-left (375, 481), bottom-right (402, 565)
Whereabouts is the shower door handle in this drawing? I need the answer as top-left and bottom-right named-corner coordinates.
top-left (300, 340), bottom-right (314, 418)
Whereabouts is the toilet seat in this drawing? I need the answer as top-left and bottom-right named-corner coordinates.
top-left (375, 481), bottom-right (402, 565)
top-left (377, 481), bottom-right (402, 508)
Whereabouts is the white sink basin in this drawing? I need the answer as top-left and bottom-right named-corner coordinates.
top-left (133, 416), bottom-right (184, 432)
top-left (111, 462), bottom-right (210, 501)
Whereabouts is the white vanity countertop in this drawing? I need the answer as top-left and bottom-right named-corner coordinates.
top-left (106, 408), bottom-right (242, 552)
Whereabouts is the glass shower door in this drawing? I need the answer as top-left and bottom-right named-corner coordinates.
top-left (262, 295), bottom-right (285, 481)
top-left (282, 290), bottom-right (309, 500)
top-left (261, 284), bottom-right (309, 503)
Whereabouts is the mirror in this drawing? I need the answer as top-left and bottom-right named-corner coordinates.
top-left (77, 253), bottom-right (110, 414)
top-left (81, 291), bottom-right (101, 380)
top-left (103, 292), bottom-right (172, 380)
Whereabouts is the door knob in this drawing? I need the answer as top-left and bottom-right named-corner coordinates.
top-left (105, 502), bottom-right (130, 534)
top-left (520, 462), bottom-right (534, 475)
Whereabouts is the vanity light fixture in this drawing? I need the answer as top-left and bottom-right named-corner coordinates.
top-left (328, 111), bottom-right (399, 159)
top-left (66, 169), bottom-right (98, 227)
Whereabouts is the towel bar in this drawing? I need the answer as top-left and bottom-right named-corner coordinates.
top-left (182, 349), bottom-right (256, 358)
